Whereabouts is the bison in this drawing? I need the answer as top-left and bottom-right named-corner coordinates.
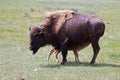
top-left (29, 12), bottom-right (105, 65)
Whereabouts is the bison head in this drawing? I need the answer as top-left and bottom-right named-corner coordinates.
top-left (29, 27), bottom-right (47, 54)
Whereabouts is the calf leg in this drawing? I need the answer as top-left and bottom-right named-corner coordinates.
top-left (54, 50), bottom-right (60, 63)
top-left (61, 38), bottom-right (69, 65)
top-left (47, 48), bottom-right (55, 61)
top-left (90, 38), bottom-right (100, 64)
top-left (73, 50), bottom-right (80, 63)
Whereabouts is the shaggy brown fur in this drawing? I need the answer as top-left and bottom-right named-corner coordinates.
top-left (40, 10), bottom-right (75, 34)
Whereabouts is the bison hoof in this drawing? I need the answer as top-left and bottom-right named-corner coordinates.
top-left (76, 61), bottom-right (81, 64)
top-left (56, 59), bottom-right (59, 63)
top-left (75, 59), bottom-right (80, 63)
top-left (90, 61), bottom-right (95, 64)
top-left (61, 60), bottom-right (67, 65)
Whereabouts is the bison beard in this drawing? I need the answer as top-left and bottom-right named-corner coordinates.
top-left (29, 13), bottom-right (105, 65)
top-left (29, 46), bottom-right (38, 54)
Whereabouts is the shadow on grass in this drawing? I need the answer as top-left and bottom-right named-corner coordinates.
top-left (42, 61), bottom-right (120, 68)
top-left (67, 62), bottom-right (120, 68)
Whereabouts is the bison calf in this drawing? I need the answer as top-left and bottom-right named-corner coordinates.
top-left (47, 48), bottom-right (80, 63)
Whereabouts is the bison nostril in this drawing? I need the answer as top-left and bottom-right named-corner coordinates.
top-left (29, 46), bottom-right (33, 50)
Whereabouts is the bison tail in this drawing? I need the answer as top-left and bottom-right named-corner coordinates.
top-left (100, 23), bottom-right (105, 37)
top-left (95, 22), bottom-right (105, 37)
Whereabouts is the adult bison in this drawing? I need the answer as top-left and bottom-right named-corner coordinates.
top-left (29, 12), bottom-right (105, 65)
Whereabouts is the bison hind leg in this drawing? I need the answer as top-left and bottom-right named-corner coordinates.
top-left (90, 38), bottom-right (100, 64)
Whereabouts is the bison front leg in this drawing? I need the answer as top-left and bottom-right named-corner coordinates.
top-left (61, 38), bottom-right (69, 65)
top-left (90, 38), bottom-right (100, 64)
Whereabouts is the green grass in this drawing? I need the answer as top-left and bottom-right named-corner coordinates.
top-left (0, 0), bottom-right (120, 80)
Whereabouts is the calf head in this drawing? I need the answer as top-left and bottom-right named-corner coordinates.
top-left (29, 27), bottom-right (46, 54)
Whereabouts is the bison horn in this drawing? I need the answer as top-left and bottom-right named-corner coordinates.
top-left (29, 27), bottom-right (31, 31)
top-left (38, 28), bottom-right (45, 35)
top-left (39, 29), bottom-right (50, 36)
top-left (39, 31), bottom-right (42, 34)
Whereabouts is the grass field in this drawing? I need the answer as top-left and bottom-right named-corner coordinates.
top-left (0, 0), bottom-right (120, 80)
